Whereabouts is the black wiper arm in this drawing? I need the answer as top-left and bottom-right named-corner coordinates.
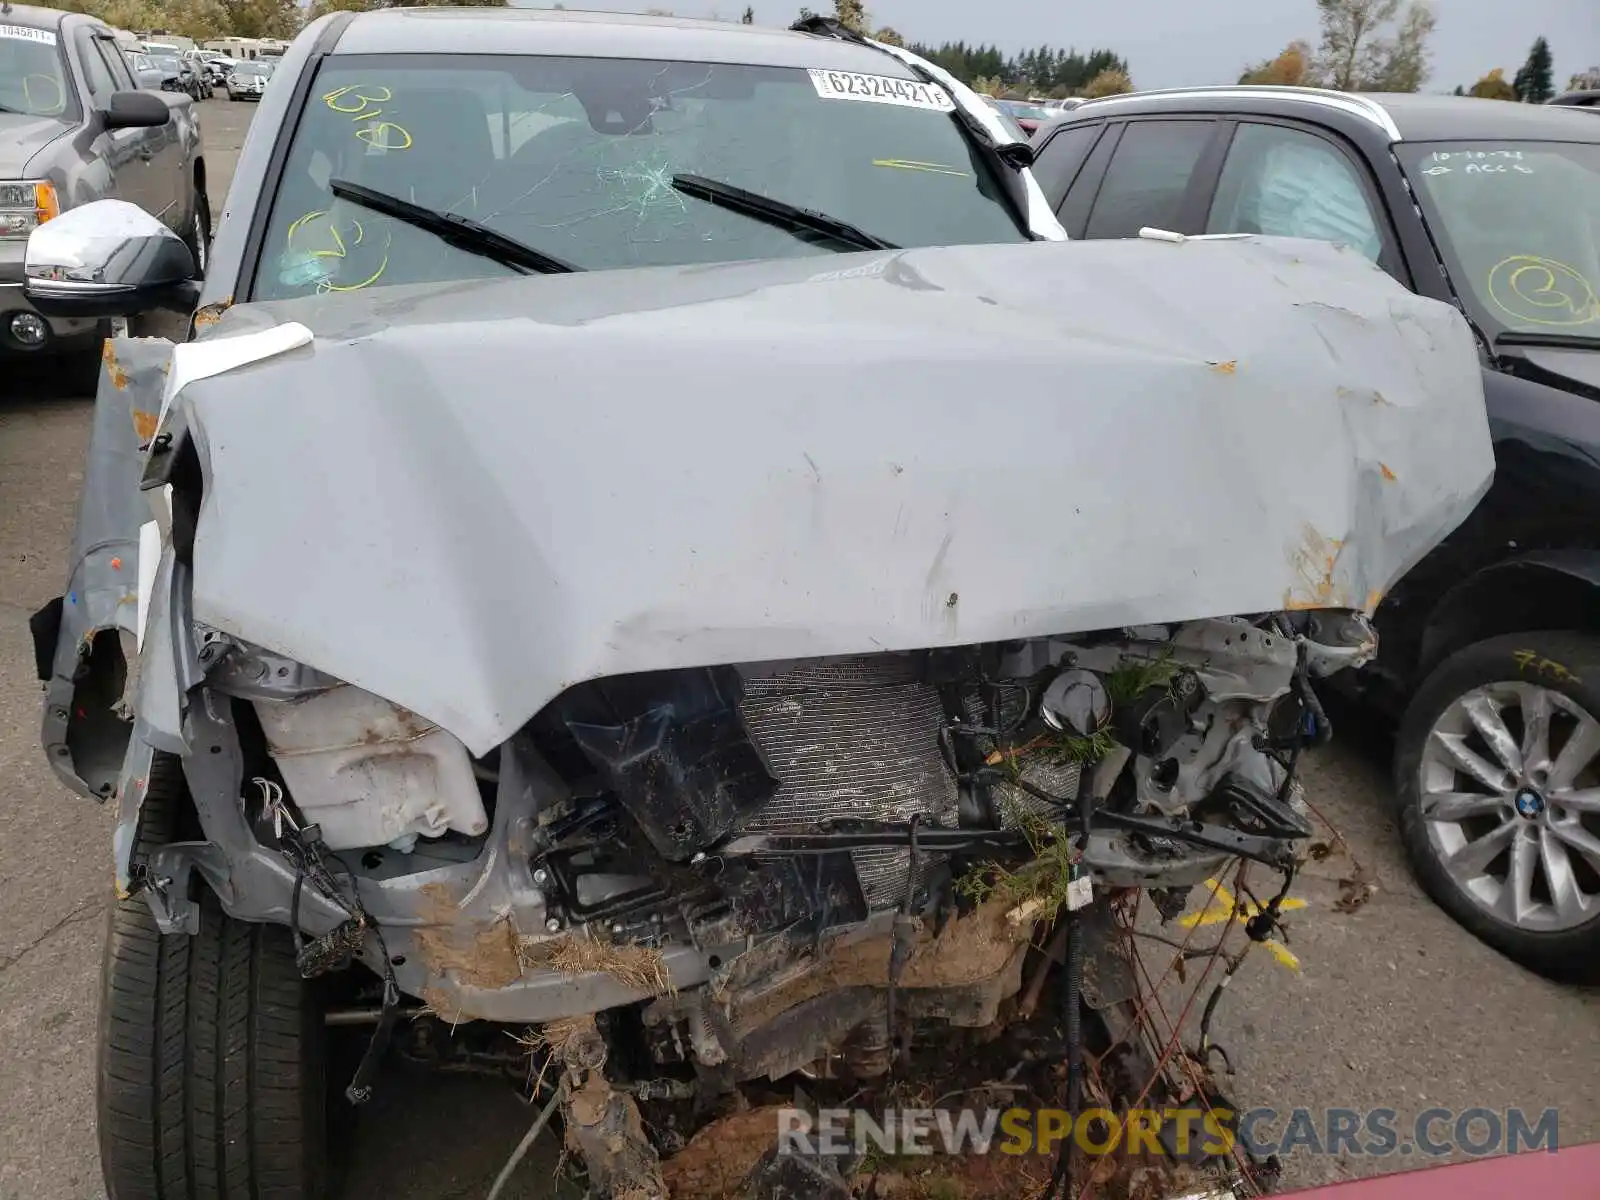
top-left (328, 178), bottom-right (579, 275)
top-left (670, 173), bottom-right (896, 252)
top-left (1494, 330), bottom-right (1600, 351)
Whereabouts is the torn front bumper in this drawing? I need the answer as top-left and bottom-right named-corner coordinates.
top-left (35, 338), bottom-right (171, 804)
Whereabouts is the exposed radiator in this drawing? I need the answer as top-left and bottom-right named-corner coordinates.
top-left (738, 657), bottom-right (958, 908)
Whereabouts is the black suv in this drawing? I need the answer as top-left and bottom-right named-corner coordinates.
top-left (1032, 87), bottom-right (1600, 980)
top-left (1549, 90), bottom-right (1600, 110)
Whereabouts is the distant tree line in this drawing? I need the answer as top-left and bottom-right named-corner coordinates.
top-left (792, 1), bottom-right (1133, 97)
top-left (1452, 37), bottom-right (1596, 103)
top-left (902, 42), bottom-right (1130, 98)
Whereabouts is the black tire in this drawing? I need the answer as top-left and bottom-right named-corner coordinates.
top-left (98, 756), bottom-right (331, 1199)
top-left (1395, 630), bottom-right (1600, 983)
top-left (183, 195), bottom-right (212, 282)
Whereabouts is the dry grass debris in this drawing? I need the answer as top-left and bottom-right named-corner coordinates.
top-left (518, 933), bottom-right (677, 997)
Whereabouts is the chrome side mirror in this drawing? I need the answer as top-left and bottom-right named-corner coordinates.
top-left (24, 199), bottom-right (198, 318)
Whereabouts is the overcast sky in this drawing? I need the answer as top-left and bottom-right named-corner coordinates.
top-left (521, 0), bottom-right (1600, 93)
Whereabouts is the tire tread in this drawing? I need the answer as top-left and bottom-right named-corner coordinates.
top-left (97, 755), bottom-right (327, 1199)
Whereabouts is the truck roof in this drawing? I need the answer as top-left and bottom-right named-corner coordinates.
top-left (329, 7), bottom-right (921, 76)
top-left (0, 3), bottom-right (72, 31)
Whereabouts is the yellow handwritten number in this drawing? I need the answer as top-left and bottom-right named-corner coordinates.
top-left (323, 83), bottom-right (391, 115)
top-left (323, 84), bottom-right (413, 151)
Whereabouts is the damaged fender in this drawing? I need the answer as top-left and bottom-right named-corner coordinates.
top-left (35, 339), bottom-right (171, 802)
top-left (34, 328), bottom-right (319, 892)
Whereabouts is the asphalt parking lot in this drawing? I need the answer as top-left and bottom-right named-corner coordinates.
top-left (2, 96), bottom-right (1598, 1200)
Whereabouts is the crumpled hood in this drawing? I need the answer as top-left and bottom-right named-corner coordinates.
top-left (0, 111), bottom-right (72, 177)
top-left (177, 237), bottom-right (1494, 756)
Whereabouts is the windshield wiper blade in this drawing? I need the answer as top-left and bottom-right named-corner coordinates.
top-left (1494, 330), bottom-right (1600, 351)
top-left (670, 173), bottom-right (896, 252)
top-left (328, 178), bottom-right (580, 275)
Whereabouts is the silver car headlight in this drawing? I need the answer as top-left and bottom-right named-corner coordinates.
top-left (0, 180), bottom-right (59, 240)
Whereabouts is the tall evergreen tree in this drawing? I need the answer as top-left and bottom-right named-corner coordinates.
top-left (1512, 36), bottom-right (1555, 103)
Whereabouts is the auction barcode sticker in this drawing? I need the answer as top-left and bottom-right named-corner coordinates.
top-left (808, 69), bottom-right (955, 112)
top-left (0, 24), bottom-right (58, 44)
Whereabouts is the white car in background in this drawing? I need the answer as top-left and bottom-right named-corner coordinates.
top-left (225, 59), bottom-right (272, 100)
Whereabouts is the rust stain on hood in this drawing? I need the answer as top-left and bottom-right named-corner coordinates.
top-left (1284, 524), bottom-right (1351, 611)
top-left (102, 340), bottom-right (131, 391)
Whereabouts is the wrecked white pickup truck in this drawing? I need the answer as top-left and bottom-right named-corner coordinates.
top-left (24, 11), bottom-right (1493, 1200)
top-left (31, 235), bottom-right (1493, 1199)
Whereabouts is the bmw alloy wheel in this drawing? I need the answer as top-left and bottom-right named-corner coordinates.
top-left (1417, 681), bottom-right (1600, 932)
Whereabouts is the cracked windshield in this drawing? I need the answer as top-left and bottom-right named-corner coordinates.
top-left (256, 54), bottom-right (1027, 297)
top-left (1398, 141), bottom-right (1600, 334)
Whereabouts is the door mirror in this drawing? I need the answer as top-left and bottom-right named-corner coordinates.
top-left (24, 199), bottom-right (198, 318)
top-left (102, 90), bottom-right (172, 130)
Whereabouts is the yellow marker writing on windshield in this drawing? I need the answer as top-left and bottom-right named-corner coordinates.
top-left (324, 83), bottom-right (390, 115)
top-left (872, 158), bottom-right (970, 177)
top-left (1486, 255), bottom-right (1600, 327)
top-left (286, 210), bottom-right (388, 292)
top-left (356, 123), bottom-right (413, 151)
top-left (22, 73), bottom-right (64, 115)
top-left (320, 253), bottom-right (389, 292)
top-left (323, 84), bottom-right (413, 151)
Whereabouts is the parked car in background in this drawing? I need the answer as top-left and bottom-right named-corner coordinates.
top-left (2, 3), bottom-right (208, 380)
top-left (979, 94), bottom-right (1028, 140)
top-left (146, 49), bottom-right (202, 99)
top-left (128, 50), bottom-right (164, 90)
top-left (991, 96), bottom-right (1053, 134)
top-left (1548, 89), bottom-right (1600, 111)
top-left (224, 58), bottom-right (272, 100)
top-left (1030, 86), bottom-right (1600, 981)
top-left (1042, 96), bottom-right (1085, 113)
top-left (200, 53), bottom-right (234, 87)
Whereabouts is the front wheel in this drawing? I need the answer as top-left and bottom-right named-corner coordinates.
top-left (183, 195), bottom-right (211, 280)
top-left (98, 759), bottom-right (332, 1198)
top-left (1395, 631), bottom-right (1600, 982)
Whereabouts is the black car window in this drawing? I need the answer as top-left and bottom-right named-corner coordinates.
top-left (96, 37), bottom-right (136, 92)
top-left (77, 30), bottom-right (119, 101)
top-left (1207, 122), bottom-right (1383, 262)
top-left (1084, 120), bottom-right (1213, 239)
top-left (1056, 124), bottom-right (1119, 235)
top-left (1029, 124), bottom-right (1101, 209)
